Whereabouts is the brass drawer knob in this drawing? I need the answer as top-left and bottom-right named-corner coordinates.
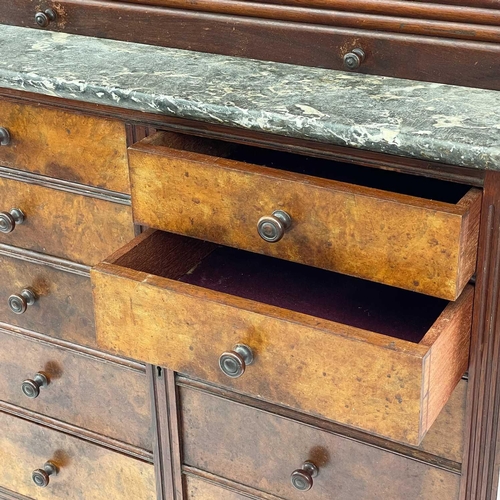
top-left (0, 208), bottom-right (25, 233)
top-left (257, 210), bottom-right (291, 243)
top-left (219, 344), bottom-right (254, 378)
top-left (291, 461), bottom-right (319, 491)
top-left (35, 8), bottom-right (57, 28)
top-left (343, 48), bottom-right (365, 70)
top-left (9, 287), bottom-right (37, 314)
top-left (0, 127), bottom-right (10, 146)
top-left (32, 461), bottom-right (58, 487)
top-left (22, 372), bottom-right (49, 399)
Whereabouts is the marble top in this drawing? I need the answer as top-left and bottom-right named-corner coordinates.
top-left (0, 24), bottom-right (499, 170)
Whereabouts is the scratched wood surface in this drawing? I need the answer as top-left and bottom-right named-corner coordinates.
top-left (0, 329), bottom-right (152, 451)
top-left (129, 132), bottom-right (481, 300)
top-left (0, 175), bottom-right (135, 265)
top-left (0, 100), bottom-right (129, 193)
top-left (0, 411), bottom-right (156, 499)
top-left (181, 386), bottom-right (461, 499)
top-left (92, 230), bottom-right (473, 444)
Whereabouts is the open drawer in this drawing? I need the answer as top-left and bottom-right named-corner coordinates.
top-left (91, 230), bottom-right (473, 445)
top-left (128, 132), bottom-right (481, 300)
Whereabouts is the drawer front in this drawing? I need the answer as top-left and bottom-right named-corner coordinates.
top-left (92, 230), bottom-right (473, 444)
top-left (0, 100), bottom-right (129, 193)
top-left (180, 386), bottom-right (461, 500)
top-left (0, 250), bottom-right (95, 348)
top-left (0, 411), bottom-right (156, 499)
top-left (2, 2), bottom-right (500, 89)
top-left (129, 133), bottom-right (481, 300)
top-left (0, 329), bottom-right (152, 451)
top-left (0, 173), bottom-right (135, 265)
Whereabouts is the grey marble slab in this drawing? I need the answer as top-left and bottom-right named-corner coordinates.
top-left (0, 24), bottom-right (499, 170)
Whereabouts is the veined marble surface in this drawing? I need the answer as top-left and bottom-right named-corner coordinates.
top-left (0, 25), bottom-right (499, 170)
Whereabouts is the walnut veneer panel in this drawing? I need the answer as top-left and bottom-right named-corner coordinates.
top-left (0, 330), bottom-right (152, 451)
top-left (180, 386), bottom-right (461, 499)
top-left (0, 100), bottom-right (129, 193)
top-left (0, 251), bottom-right (95, 347)
top-left (0, 174), bottom-right (135, 265)
top-left (0, 411), bottom-right (156, 499)
top-left (92, 230), bottom-right (473, 444)
top-left (129, 132), bottom-right (481, 300)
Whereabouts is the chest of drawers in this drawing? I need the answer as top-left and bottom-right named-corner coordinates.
top-left (0, 20), bottom-right (500, 500)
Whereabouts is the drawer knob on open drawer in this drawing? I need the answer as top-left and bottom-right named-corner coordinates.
top-left (22, 372), bottom-right (49, 399)
top-left (35, 9), bottom-right (57, 28)
top-left (343, 48), bottom-right (365, 70)
top-left (8, 287), bottom-right (37, 314)
top-left (0, 127), bottom-right (10, 146)
top-left (219, 344), bottom-right (254, 378)
top-left (32, 461), bottom-right (58, 487)
top-left (291, 461), bottom-right (319, 491)
top-left (0, 208), bottom-right (25, 233)
top-left (257, 210), bottom-right (292, 243)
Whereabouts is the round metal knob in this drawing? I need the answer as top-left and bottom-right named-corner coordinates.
top-left (291, 461), bottom-right (319, 491)
top-left (8, 288), bottom-right (37, 315)
top-left (32, 461), bottom-right (58, 487)
top-left (257, 210), bottom-right (291, 243)
top-left (0, 127), bottom-right (10, 146)
top-left (35, 8), bottom-right (57, 28)
top-left (22, 372), bottom-right (49, 399)
top-left (343, 48), bottom-right (365, 70)
top-left (219, 344), bottom-right (254, 378)
top-left (0, 208), bottom-right (25, 234)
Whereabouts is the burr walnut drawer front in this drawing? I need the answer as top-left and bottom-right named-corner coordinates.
top-left (129, 132), bottom-right (481, 300)
top-left (0, 249), bottom-right (97, 348)
top-left (0, 329), bottom-right (152, 452)
top-left (180, 386), bottom-right (461, 500)
top-left (0, 99), bottom-right (129, 193)
top-left (0, 411), bottom-right (156, 499)
top-left (91, 229), bottom-right (473, 445)
top-left (0, 170), bottom-right (135, 265)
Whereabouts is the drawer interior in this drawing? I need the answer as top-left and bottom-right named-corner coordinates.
top-left (150, 131), bottom-right (470, 203)
top-left (114, 230), bottom-right (448, 345)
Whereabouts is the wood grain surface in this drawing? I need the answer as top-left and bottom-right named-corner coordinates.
top-left (0, 100), bottom-right (129, 193)
top-left (0, 173), bottom-right (134, 265)
top-left (0, 329), bottom-right (152, 452)
top-left (180, 385), bottom-right (461, 499)
top-left (0, 411), bottom-right (156, 499)
top-left (92, 230), bottom-right (473, 444)
top-left (0, 250), bottom-right (96, 347)
top-left (129, 133), bottom-right (481, 300)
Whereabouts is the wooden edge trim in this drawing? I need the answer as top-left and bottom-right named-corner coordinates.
top-left (0, 321), bottom-right (146, 372)
top-left (0, 401), bottom-right (153, 462)
top-left (0, 166), bottom-right (131, 205)
top-left (456, 189), bottom-right (482, 299)
top-left (149, 366), bottom-right (184, 500)
top-left (0, 243), bottom-right (90, 277)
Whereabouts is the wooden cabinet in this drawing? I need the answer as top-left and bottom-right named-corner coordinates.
top-left (2, 0), bottom-right (500, 89)
top-left (0, 9), bottom-right (499, 498)
top-left (0, 99), bottom-right (155, 499)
